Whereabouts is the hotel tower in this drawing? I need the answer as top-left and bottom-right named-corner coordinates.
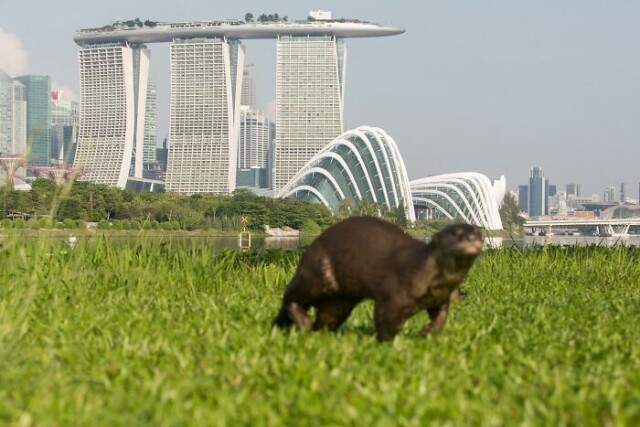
top-left (165, 38), bottom-right (244, 194)
top-left (272, 35), bottom-right (346, 192)
top-left (74, 44), bottom-right (150, 187)
top-left (73, 15), bottom-right (403, 193)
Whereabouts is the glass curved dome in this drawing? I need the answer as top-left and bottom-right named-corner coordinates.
top-left (411, 173), bottom-right (505, 230)
top-left (279, 126), bottom-right (505, 229)
top-left (600, 204), bottom-right (640, 220)
top-left (278, 126), bottom-right (415, 221)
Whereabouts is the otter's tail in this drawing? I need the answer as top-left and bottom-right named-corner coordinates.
top-left (272, 305), bottom-right (293, 328)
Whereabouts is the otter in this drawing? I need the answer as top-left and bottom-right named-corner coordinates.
top-left (272, 216), bottom-right (482, 342)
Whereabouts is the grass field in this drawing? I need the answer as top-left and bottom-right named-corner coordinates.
top-left (1, 236), bottom-right (639, 426)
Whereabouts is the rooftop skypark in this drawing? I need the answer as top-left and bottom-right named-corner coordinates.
top-left (74, 17), bottom-right (405, 46)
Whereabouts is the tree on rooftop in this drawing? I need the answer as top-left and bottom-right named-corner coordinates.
top-left (244, 13), bottom-right (254, 23)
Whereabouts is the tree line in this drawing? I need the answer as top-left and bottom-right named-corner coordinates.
top-left (0, 178), bottom-right (518, 233)
top-left (0, 180), bottom-right (333, 232)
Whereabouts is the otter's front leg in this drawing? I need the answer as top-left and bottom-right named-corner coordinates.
top-left (420, 304), bottom-right (449, 336)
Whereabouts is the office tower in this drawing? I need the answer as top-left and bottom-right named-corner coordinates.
top-left (241, 64), bottom-right (256, 109)
top-left (12, 81), bottom-right (27, 155)
top-left (603, 186), bottom-right (616, 202)
top-left (620, 182), bottom-right (628, 202)
top-left (165, 38), bottom-right (244, 194)
top-left (518, 185), bottom-right (529, 213)
top-left (272, 35), bottom-right (346, 192)
top-left (50, 92), bottom-right (79, 162)
top-left (237, 107), bottom-right (272, 188)
top-left (528, 166), bottom-right (546, 217)
top-left (50, 92), bottom-right (79, 126)
top-left (0, 70), bottom-right (12, 153)
top-left (566, 183), bottom-right (576, 197)
top-left (74, 44), bottom-right (150, 187)
top-left (238, 107), bottom-right (271, 169)
top-left (14, 75), bottom-right (51, 165)
top-left (142, 78), bottom-right (157, 175)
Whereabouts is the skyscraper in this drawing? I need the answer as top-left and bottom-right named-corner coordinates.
top-left (0, 70), bottom-right (13, 153)
top-left (142, 79), bottom-right (157, 172)
top-left (11, 81), bottom-right (27, 155)
top-left (74, 43), bottom-right (150, 187)
top-left (165, 38), bottom-right (244, 194)
top-left (518, 185), bottom-right (529, 213)
top-left (620, 182), bottom-right (628, 202)
top-left (528, 166), bottom-right (546, 217)
top-left (73, 17), bottom-right (403, 193)
top-left (272, 35), bottom-right (346, 192)
top-left (14, 75), bottom-right (51, 165)
top-left (238, 107), bottom-right (272, 170)
top-left (604, 186), bottom-right (616, 202)
top-left (241, 64), bottom-right (257, 110)
top-left (50, 92), bottom-right (79, 162)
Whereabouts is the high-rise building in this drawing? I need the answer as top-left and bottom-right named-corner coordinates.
top-left (238, 107), bottom-right (271, 170)
top-left (165, 38), bottom-right (244, 194)
top-left (50, 92), bottom-right (79, 162)
top-left (142, 79), bottom-right (157, 174)
top-left (237, 107), bottom-right (272, 189)
top-left (73, 17), bottom-right (402, 192)
top-left (0, 70), bottom-right (13, 153)
top-left (14, 75), bottom-right (51, 166)
top-left (528, 166), bottom-right (546, 217)
top-left (74, 43), bottom-right (150, 187)
top-left (241, 64), bottom-right (256, 110)
top-left (12, 81), bottom-right (27, 155)
top-left (620, 182), bottom-right (628, 203)
top-left (518, 185), bottom-right (529, 213)
top-left (272, 35), bottom-right (346, 192)
top-left (603, 186), bottom-right (616, 202)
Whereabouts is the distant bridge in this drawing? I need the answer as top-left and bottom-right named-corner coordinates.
top-left (524, 218), bottom-right (640, 236)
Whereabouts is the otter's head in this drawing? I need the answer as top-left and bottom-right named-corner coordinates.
top-left (431, 223), bottom-right (483, 259)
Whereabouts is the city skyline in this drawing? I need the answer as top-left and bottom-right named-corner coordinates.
top-left (1, 1), bottom-right (639, 194)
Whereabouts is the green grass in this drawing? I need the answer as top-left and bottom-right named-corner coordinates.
top-left (1, 238), bottom-right (640, 426)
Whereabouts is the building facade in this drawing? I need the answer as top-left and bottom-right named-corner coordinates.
top-left (14, 75), bottom-right (51, 166)
top-left (528, 166), bottom-right (546, 217)
top-left (518, 185), bottom-right (529, 214)
top-left (165, 38), bottom-right (244, 194)
top-left (272, 35), bottom-right (346, 192)
top-left (74, 44), bottom-right (150, 187)
top-left (0, 70), bottom-right (13, 153)
top-left (241, 64), bottom-right (256, 110)
top-left (237, 107), bottom-right (271, 169)
top-left (50, 94), bottom-right (79, 163)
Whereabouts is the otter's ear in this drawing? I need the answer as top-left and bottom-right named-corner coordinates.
top-left (431, 233), bottom-right (439, 243)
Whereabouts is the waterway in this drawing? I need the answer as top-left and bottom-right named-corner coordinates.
top-left (5, 233), bottom-right (639, 252)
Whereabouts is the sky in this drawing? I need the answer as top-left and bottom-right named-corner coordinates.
top-left (1, 1), bottom-right (639, 196)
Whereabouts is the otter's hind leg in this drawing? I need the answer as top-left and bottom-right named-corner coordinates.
top-left (313, 298), bottom-right (358, 332)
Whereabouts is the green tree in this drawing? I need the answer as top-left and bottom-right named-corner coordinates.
top-left (337, 198), bottom-right (353, 220)
top-left (244, 12), bottom-right (254, 22)
top-left (499, 192), bottom-right (525, 231)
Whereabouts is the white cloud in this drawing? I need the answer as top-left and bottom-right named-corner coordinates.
top-left (0, 28), bottom-right (28, 77)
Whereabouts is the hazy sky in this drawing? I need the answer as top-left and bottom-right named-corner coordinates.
top-left (1, 1), bottom-right (639, 195)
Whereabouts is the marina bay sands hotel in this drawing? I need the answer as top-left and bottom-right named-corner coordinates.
top-left (72, 14), bottom-right (404, 194)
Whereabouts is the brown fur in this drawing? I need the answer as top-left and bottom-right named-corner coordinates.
top-left (272, 216), bottom-right (483, 341)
